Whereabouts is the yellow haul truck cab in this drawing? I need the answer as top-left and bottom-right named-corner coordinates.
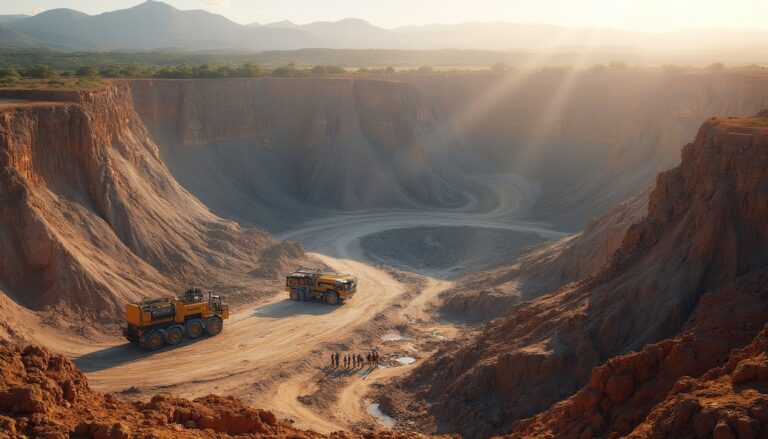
top-left (286, 269), bottom-right (357, 305)
top-left (123, 288), bottom-right (229, 350)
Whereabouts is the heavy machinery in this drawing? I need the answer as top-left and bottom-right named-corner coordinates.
top-left (123, 288), bottom-right (229, 350)
top-left (286, 269), bottom-right (357, 305)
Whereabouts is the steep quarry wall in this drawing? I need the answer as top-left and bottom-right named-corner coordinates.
top-left (128, 78), bottom-right (473, 228)
top-left (389, 114), bottom-right (768, 438)
top-left (126, 73), bottom-right (768, 232)
top-left (398, 71), bottom-right (768, 228)
top-left (0, 86), bottom-right (305, 326)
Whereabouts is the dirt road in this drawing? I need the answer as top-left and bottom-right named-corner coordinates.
top-left (62, 172), bottom-right (563, 433)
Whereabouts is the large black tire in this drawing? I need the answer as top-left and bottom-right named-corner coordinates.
top-left (205, 316), bottom-right (223, 336)
top-left (325, 290), bottom-right (340, 306)
top-left (289, 288), bottom-right (300, 301)
top-left (144, 330), bottom-right (164, 350)
top-left (165, 325), bottom-right (184, 345)
top-left (186, 319), bottom-right (204, 339)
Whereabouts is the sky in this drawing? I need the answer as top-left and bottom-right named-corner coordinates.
top-left (2, 0), bottom-right (767, 32)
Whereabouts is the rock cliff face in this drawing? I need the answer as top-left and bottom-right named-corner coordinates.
top-left (399, 71), bottom-right (768, 229)
top-left (128, 78), bottom-right (472, 227)
top-left (391, 115), bottom-right (768, 438)
top-left (440, 189), bottom-right (649, 322)
top-left (0, 86), bottom-right (306, 326)
top-left (507, 269), bottom-right (768, 438)
top-left (125, 73), bottom-right (768, 232)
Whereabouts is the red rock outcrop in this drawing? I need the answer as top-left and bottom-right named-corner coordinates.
top-left (0, 340), bottom-right (446, 438)
top-left (390, 114), bottom-right (768, 438)
top-left (0, 86), bottom-right (308, 328)
top-left (506, 268), bottom-right (768, 438)
top-left (0, 340), bottom-right (320, 438)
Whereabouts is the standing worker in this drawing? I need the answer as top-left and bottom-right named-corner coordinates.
top-left (375, 350), bottom-right (380, 367)
top-left (335, 352), bottom-right (340, 368)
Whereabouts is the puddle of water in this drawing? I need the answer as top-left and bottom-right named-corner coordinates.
top-left (366, 401), bottom-right (395, 429)
top-left (395, 356), bottom-right (416, 365)
top-left (382, 332), bottom-right (407, 341)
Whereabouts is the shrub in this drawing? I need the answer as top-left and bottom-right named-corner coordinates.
top-left (0, 68), bottom-right (20, 85)
top-left (75, 65), bottom-right (99, 77)
top-left (326, 65), bottom-right (345, 74)
top-left (311, 65), bottom-right (327, 75)
top-left (22, 64), bottom-right (57, 79)
top-left (233, 63), bottom-right (264, 78)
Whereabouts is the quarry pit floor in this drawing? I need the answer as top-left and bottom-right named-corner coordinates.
top-left (50, 173), bottom-right (566, 434)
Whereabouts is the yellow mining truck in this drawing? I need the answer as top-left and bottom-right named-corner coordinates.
top-left (286, 269), bottom-right (357, 305)
top-left (123, 288), bottom-right (229, 350)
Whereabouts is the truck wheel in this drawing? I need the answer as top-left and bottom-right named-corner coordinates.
top-left (289, 289), bottom-right (300, 301)
top-left (325, 291), bottom-right (339, 305)
top-left (144, 330), bottom-right (164, 350)
top-left (165, 326), bottom-right (184, 345)
top-left (206, 317), bottom-right (223, 335)
top-left (301, 287), bottom-right (310, 301)
top-left (186, 319), bottom-right (204, 339)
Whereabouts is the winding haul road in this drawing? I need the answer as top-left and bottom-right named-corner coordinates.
top-left (65, 172), bottom-right (564, 433)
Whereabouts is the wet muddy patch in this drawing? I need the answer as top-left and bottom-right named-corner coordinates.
top-left (360, 226), bottom-right (547, 278)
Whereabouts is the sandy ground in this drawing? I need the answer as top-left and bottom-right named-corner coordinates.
top-left (43, 172), bottom-right (564, 434)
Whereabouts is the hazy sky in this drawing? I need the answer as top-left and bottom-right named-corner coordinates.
top-left (3, 0), bottom-right (767, 31)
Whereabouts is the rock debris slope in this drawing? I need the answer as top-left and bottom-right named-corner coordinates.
top-left (390, 114), bottom-right (768, 438)
top-left (0, 86), bottom-right (306, 330)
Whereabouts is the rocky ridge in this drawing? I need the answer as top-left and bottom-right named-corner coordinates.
top-left (387, 114), bottom-right (768, 438)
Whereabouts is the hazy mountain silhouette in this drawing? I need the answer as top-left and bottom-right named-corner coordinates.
top-left (0, 15), bottom-right (29, 24)
top-left (6, 0), bottom-right (313, 50)
top-left (3, 0), bottom-right (768, 57)
top-left (0, 24), bottom-right (38, 48)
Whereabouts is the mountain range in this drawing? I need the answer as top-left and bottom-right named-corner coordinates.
top-left (2, 0), bottom-right (768, 64)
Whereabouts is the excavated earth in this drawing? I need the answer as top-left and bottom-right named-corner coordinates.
top-left (1, 72), bottom-right (768, 438)
top-left (383, 115), bottom-right (768, 438)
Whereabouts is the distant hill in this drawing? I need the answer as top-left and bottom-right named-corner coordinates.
top-left (0, 15), bottom-right (28, 24)
top-left (2, 0), bottom-right (768, 64)
top-left (0, 24), bottom-right (39, 49)
top-left (6, 1), bottom-right (313, 51)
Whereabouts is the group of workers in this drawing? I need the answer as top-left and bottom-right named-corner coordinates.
top-left (330, 349), bottom-right (380, 369)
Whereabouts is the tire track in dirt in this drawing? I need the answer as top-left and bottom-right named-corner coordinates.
top-left (62, 172), bottom-right (561, 433)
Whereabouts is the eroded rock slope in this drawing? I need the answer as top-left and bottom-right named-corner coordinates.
top-left (388, 114), bottom-right (768, 438)
top-left (0, 86), bottom-right (306, 330)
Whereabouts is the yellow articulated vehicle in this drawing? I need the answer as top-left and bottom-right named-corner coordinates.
top-left (123, 288), bottom-right (229, 350)
top-left (286, 269), bottom-right (357, 305)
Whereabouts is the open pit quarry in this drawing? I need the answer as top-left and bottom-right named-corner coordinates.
top-left (1, 71), bottom-right (768, 438)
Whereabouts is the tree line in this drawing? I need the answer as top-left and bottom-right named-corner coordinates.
top-left (0, 62), bottom-right (439, 84)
